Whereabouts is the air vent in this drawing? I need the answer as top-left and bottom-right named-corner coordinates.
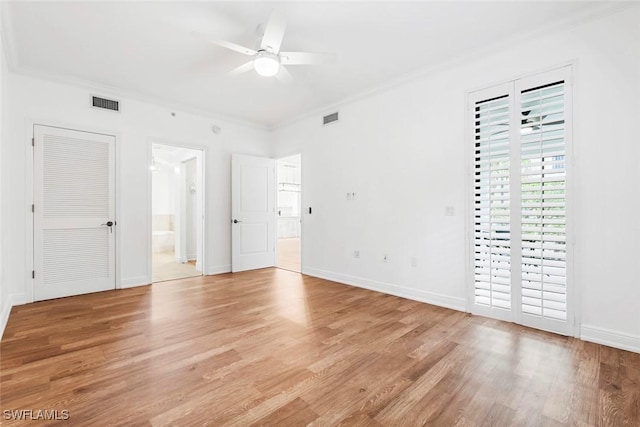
top-left (323, 112), bottom-right (339, 125)
top-left (91, 96), bottom-right (120, 112)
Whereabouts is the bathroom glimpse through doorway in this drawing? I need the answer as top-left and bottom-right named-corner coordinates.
top-left (151, 143), bottom-right (204, 282)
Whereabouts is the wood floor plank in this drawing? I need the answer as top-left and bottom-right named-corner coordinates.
top-left (1, 268), bottom-right (638, 426)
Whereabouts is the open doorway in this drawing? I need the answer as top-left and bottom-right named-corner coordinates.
top-left (276, 154), bottom-right (301, 272)
top-left (151, 143), bottom-right (204, 282)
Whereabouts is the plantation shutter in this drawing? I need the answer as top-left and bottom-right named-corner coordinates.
top-left (520, 81), bottom-right (569, 324)
top-left (470, 67), bottom-right (573, 336)
top-left (473, 93), bottom-right (512, 317)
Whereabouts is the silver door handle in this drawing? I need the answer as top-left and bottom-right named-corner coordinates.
top-left (233, 219), bottom-right (242, 224)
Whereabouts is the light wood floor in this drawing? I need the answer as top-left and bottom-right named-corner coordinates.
top-left (278, 237), bottom-right (301, 272)
top-left (152, 251), bottom-right (201, 282)
top-left (1, 269), bottom-right (638, 426)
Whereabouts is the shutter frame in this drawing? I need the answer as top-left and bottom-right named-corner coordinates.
top-left (468, 66), bottom-right (574, 336)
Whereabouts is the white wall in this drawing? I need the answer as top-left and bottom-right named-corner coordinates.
top-left (1, 72), bottom-right (271, 310)
top-left (151, 165), bottom-right (175, 216)
top-left (273, 7), bottom-right (640, 352)
top-left (0, 4), bottom-right (9, 337)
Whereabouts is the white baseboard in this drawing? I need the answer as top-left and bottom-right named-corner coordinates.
top-left (205, 265), bottom-right (231, 275)
top-left (303, 267), bottom-right (466, 312)
top-left (0, 296), bottom-right (13, 340)
top-left (581, 325), bottom-right (640, 354)
top-left (120, 276), bottom-right (152, 289)
top-left (0, 293), bottom-right (28, 340)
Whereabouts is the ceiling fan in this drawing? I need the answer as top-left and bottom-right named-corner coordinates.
top-left (211, 10), bottom-right (336, 81)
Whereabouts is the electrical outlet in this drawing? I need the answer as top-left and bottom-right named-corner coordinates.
top-left (346, 192), bottom-right (352, 200)
top-left (445, 206), bottom-right (455, 216)
top-left (354, 250), bottom-right (360, 259)
top-left (352, 192), bottom-right (357, 200)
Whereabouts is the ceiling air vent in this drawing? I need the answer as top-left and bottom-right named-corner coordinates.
top-left (323, 112), bottom-right (339, 125)
top-left (91, 95), bottom-right (120, 112)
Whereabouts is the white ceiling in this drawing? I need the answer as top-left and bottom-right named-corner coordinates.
top-left (1, 1), bottom-right (621, 128)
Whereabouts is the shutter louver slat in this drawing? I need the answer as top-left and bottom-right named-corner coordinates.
top-left (520, 81), bottom-right (567, 321)
top-left (474, 95), bottom-right (511, 310)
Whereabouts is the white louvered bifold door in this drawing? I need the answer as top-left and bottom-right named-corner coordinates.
top-left (469, 67), bottom-right (573, 336)
top-left (470, 83), bottom-right (514, 321)
top-left (34, 125), bottom-right (116, 301)
top-left (517, 68), bottom-right (573, 335)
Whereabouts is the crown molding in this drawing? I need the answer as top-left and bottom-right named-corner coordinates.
top-left (269, 1), bottom-right (637, 131)
top-left (1, 0), bottom-right (268, 131)
top-left (2, 1), bottom-right (636, 133)
top-left (0, 2), bottom-right (19, 72)
top-left (10, 64), bottom-right (271, 131)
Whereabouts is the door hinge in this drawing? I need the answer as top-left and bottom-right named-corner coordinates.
top-left (32, 270), bottom-right (35, 279)
top-left (32, 204), bottom-right (34, 213)
top-left (32, 137), bottom-right (34, 147)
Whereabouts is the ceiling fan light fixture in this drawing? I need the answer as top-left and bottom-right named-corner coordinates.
top-left (254, 51), bottom-right (280, 77)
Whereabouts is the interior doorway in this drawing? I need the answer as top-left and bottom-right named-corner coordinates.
top-left (151, 143), bottom-right (204, 282)
top-left (276, 154), bottom-right (301, 272)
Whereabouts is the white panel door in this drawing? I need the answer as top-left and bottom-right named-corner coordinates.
top-left (231, 154), bottom-right (275, 272)
top-left (34, 125), bottom-right (116, 301)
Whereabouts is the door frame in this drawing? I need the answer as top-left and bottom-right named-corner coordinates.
top-left (147, 138), bottom-right (207, 280)
top-left (275, 152), bottom-right (303, 273)
top-left (26, 119), bottom-right (121, 303)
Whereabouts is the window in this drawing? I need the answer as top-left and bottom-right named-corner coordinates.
top-left (470, 67), bottom-right (573, 335)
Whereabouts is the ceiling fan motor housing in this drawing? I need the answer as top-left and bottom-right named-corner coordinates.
top-left (254, 50), bottom-right (281, 76)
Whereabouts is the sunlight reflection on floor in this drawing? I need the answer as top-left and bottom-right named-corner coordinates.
top-left (274, 269), bottom-right (309, 326)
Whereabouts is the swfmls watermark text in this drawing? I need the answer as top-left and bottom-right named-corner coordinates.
top-left (3, 409), bottom-right (70, 421)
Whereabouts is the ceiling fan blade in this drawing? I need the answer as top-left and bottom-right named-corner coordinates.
top-left (211, 40), bottom-right (257, 56)
top-left (229, 61), bottom-right (255, 76)
top-left (275, 66), bottom-right (293, 83)
top-left (261, 10), bottom-right (286, 53)
top-left (280, 52), bottom-right (337, 65)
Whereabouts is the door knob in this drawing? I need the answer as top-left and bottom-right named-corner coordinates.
top-left (233, 219), bottom-right (242, 224)
top-left (101, 221), bottom-right (114, 233)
